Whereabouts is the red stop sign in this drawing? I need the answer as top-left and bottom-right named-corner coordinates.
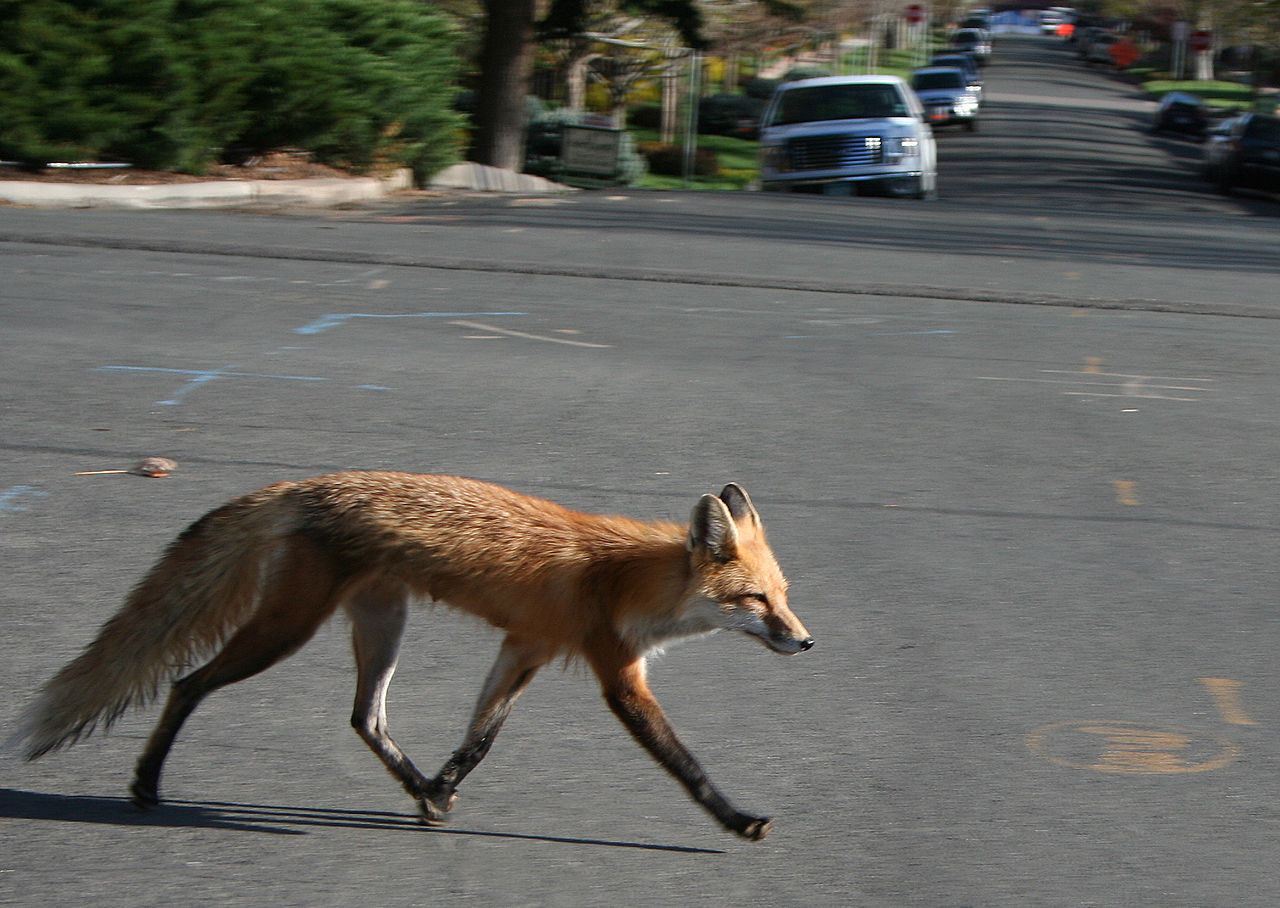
top-left (1189, 30), bottom-right (1212, 52)
top-left (905, 4), bottom-right (924, 23)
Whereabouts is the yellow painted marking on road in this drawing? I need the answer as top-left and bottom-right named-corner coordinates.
top-left (1084, 356), bottom-right (1104, 374)
top-left (1200, 678), bottom-right (1258, 726)
top-left (1028, 721), bottom-right (1238, 774)
top-left (1113, 480), bottom-right (1140, 506)
top-left (1085, 727), bottom-right (1194, 772)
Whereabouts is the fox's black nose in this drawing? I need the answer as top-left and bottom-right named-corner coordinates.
top-left (800, 637), bottom-right (814, 651)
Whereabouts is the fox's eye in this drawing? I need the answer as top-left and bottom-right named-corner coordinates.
top-left (747, 593), bottom-right (769, 607)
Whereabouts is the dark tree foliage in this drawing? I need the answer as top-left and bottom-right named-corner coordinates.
top-left (540, 0), bottom-right (706, 47)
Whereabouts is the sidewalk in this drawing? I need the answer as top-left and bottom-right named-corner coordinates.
top-left (0, 162), bottom-right (572, 209)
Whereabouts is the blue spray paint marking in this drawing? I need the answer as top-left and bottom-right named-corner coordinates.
top-left (296, 311), bottom-right (526, 335)
top-left (0, 485), bottom-right (49, 512)
top-left (98, 313), bottom-right (526, 406)
top-left (98, 365), bottom-right (329, 405)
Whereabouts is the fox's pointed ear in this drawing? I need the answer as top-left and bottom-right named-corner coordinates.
top-left (719, 483), bottom-right (761, 526)
top-left (688, 493), bottom-right (739, 562)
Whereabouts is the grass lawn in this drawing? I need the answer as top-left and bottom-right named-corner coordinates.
top-left (1141, 79), bottom-right (1258, 110)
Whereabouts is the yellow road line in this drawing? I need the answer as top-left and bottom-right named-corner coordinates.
top-left (1200, 678), bottom-right (1258, 726)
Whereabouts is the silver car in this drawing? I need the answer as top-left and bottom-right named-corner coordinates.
top-left (758, 75), bottom-right (939, 199)
top-left (911, 67), bottom-right (980, 131)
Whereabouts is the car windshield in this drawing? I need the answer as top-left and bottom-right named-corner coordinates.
top-left (913, 72), bottom-right (964, 91)
top-left (770, 84), bottom-right (908, 125)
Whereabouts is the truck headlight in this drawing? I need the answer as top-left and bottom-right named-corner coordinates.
top-left (886, 137), bottom-right (920, 162)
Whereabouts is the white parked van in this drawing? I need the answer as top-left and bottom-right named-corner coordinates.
top-left (758, 75), bottom-right (938, 198)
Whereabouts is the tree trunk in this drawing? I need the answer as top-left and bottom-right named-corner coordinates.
top-left (471, 0), bottom-right (537, 171)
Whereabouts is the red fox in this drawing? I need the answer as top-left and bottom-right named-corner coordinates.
top-left (13, 473), bottom-right (812, 840)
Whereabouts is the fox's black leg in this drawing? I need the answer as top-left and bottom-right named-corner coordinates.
top-left (589, 645), bottom-right (771, 840)
top-left (420, 635), bottom-right (547, 823)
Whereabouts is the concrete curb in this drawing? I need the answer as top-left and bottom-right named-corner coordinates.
top-left (0, 162), bottom-right (572, 209)
top-left (427, 162), bottom-right (575, 194)
top-left (0, 171), bottom-right (411, 210)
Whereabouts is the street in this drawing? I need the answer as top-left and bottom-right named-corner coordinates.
top-left (3, 34), bottom-right (1280, 907)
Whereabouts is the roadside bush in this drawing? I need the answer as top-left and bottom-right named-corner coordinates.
top-left (629, 105), bottom-right (663, 129)
top-left (697, 93), bottom-right (763, 136)
top-left (0, 0), bottom-right (189, 168)
top-left (0, 0), bottom-right (463, 181)
top-left (638, 141), bottom-right (719, 177)
top-left (743, 77), bottom-right (781, 100)
top-left (781, 65), bottom-right (832, 83)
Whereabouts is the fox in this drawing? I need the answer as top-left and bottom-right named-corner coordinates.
top-left (12, 472), bottom-right (812, 840)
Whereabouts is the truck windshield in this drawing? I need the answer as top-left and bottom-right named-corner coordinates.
top-left (769, 84), bottom-right (908, 125)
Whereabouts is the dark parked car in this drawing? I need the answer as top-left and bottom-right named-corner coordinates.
top-left (950, 28), bottom-right (991, 65)
top-left (1153, 92), bottom-right (1210, 139)
top-left (1203, 113), bottom-right (1280, 196)
top-left (929, 53), bottom-right (982, 96)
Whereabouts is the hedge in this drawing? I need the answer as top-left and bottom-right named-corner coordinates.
top-left (0, 0), bottom-right (463, 182)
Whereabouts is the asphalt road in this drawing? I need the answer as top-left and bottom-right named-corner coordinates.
top-left (3, 34), bottom-right (1280, 908)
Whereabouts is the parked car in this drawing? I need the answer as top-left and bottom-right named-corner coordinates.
top-left (1152, 92), bottom-right (1210, 139)
top-left (950, 28), bottom-right (991, 65)
top-left (1084, 32), bottom-right (1117, 64)
top-left (910, 67), bottom-right (979, 131)
top-left (1073, 26), bottom-right (1106, 58)
top-left (1203, 113), bottom-right (1280, 196)
top-left (758, 75), bottom-right (938, 198)
top-left (1040, 7), bottom-right (1072, 33)
top-left (929, 53), bottom-right (983, 97)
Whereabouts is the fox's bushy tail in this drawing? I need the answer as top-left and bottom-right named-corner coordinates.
top-left (12, 490), bottom-right (293, 760)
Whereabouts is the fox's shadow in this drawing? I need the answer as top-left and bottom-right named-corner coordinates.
top-left (0, 788), bottom-right (722, 853)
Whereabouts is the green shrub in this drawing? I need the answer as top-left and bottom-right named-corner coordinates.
top-left (0, 0), bottom-right (463, 181)
top-left (0, 0), bottom-right (189, 167)
top-left (697, 93), bottom-right (763, 136)
top-left (639, 141), bottom-right (718, 177)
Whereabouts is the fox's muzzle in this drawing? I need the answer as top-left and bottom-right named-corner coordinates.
top-left (765, 632), bottom-right (814, 655)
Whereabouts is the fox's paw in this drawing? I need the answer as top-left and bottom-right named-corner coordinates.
top-left (129, 779), bottom-right (160, 811)
top-left (417, 791), bottom-right (459, 825)
top-left (728, 812), bottom-right (772, 841)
